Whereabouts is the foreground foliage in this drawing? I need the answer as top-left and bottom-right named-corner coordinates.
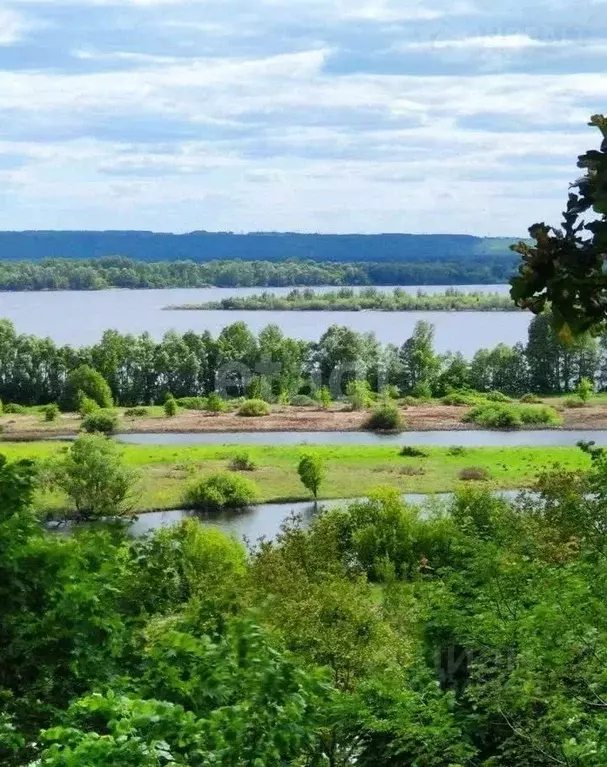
top-left (4, 448), bottom-right (607, 764)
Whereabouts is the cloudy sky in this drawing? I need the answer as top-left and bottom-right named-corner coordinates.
top-left (0, 0), bottom-right (604, 234)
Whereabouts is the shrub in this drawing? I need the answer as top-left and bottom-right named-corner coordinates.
top-left (382, 384), bottom-right (401, 400)
top-left (485, 390), bottom-right (511, 403)
top-left (291, 394), bottom-right (317, 408)
top-left (164, 396), bottom-right (178, 418)
top-left (205, 392), bottom-right (228, 413)
top-left (44, 403), bottom-right (60, 422)
top-left (3, 403), bottom-right (27, 415)
top-left (347, 380), bottom-right (373, 411)
top-left (229, 452), bottom-right (258, 472)
top-left (401, 396), bottom-right (422, 407)
top-left (577, 377), bottom-right (594, 403)
top-left (81, 409), bottom-right (119, 435)
top-left (0, 397), bottom-right (2, 414)
top-left (564, 396), bottom-right (586, 409)
top-left (519, 405), bottom-right (562, 425)
top-left (441, 391), bottom-right (479, 406)
top-left (464, 403), bottom-right (561, 430)
top-left (183, 471), bottom-right (258, 511)
top-left (63, 364), bottom-right (113, 411)
top-left (316, 386), bottom-right (333, 409)
top-left (365, 404), bottom-right (405, 433)
top-left (399, 446), bottom-right (429, 458)
top-left (411, 380), bottom-right (433, 400)
top-left (459, 467), bottom-right (490, 482)
top-left (176, 397), bottom-right (207, 410)
top-left (447, 446), bottom-right (467, 456)
top-left (238, 399), bottom-right (271, 417)
top-left (124, 407), bottom-right (149, 418)
top-left (520, 393), bottom-right (542, 404)
top-left (78, 393), bottom-right (100, 417)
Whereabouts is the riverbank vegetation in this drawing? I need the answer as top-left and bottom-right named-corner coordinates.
top-left (0, 313), bottom-right (605, 413)
top-left (0, 254), bottom-right (518, 290)
top-left (0, 440), bottom-right (591, 513)
top-left (3, 438), bottom-right (607, 765)
top-left (169, 287), bottom-right (516, 312)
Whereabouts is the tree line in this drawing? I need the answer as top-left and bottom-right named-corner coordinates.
top-left (4, 444), bottom-right (607, 764)
top-left (173, 286), bottom-right (516, 312)
top-left (0, 313), bottom-right (603, 408)
top-left (0, 255), bottom-right (517, 291)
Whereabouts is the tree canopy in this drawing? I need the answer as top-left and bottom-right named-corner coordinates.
top-left (511, 114), bottom-right (607, 336)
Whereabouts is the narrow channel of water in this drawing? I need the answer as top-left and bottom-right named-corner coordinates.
top-left (130, 490), bottom-right (521, 540)
top-left (117, 430), bottom-right (607, 448)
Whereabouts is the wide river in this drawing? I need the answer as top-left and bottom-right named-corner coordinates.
top-left (0, 284), bottom-right (529, 354)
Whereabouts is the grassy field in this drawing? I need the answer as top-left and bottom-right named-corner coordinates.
top-left (0, 441), bottom-right (592, 513)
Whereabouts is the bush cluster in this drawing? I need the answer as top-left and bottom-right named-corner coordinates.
top-left (464, 403), bottom-right (562, 429)
top-left (238, 399), bottom-right (271, 417)
top-left (183, 471), bottom-right (259, 511)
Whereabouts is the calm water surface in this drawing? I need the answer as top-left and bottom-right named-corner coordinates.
top-left (117, 430), bottom-right (607, 448)
top-left (0, 285), bottom-right (527, 354)
top-left (130, 490), bottom-right (522, 540)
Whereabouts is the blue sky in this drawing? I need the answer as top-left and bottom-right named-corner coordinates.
top-left (0, 0), bottom-right (605, 234)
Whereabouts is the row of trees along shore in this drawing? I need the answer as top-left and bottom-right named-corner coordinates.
top-left (0, 255), bottom-right (516, 290)
top-left (168, 287), bottom-right (516, 312)
top-left (0, 313), bottom-right (603, 407)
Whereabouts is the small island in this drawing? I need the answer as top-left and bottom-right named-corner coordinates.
top-left (165, 287), bottom-right (517, 312)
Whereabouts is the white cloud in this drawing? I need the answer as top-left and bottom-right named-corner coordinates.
top-left (0, 6), bottom-right (28, 44)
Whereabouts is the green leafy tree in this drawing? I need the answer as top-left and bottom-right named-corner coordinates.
top-left (512, 115), bottom-right (607, 336)
top-left (46, 433), bottom-right (139, 521)
top-left (297, 453), bottom-right (326, 499)
top-left (398, 321), bottom-right (441, 395)
top-left (62, 364), bottom-right (113, 411)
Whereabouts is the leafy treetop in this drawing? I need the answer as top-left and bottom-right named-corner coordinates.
top-left (511, 115), bottom-right (607, 337)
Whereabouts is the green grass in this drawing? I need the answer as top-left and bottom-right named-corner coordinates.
top-left (0, 441), bottom-right (592, 513)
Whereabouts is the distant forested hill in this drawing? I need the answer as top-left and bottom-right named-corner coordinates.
top-left (0, 231), bottom-right (518, 264)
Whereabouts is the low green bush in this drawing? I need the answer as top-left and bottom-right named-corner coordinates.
top-left (238, 399), bottom-right (271, 417)
top-left (564, 397), bottom-right (586, 409)
top-left (441, 391), bottom-right (479, 407)
top-left (229, 452), bottom-right (258, 472)
top-left (364, 404), bottom-right (404, 433)
top-left (78, 393), bottom-right (100, 417)
top-left (291, 394), bottom-right (317, 407)
top-left (176, 396), bottom-right (207, 410)
top-left (459, 467), bottom-right (490, 481)
top-left (401, 396), bottom-right (422, 407)
top-left (447, 446), bottom-right (467, 457)
top-left (124, 407), bottom-right (149, 418)
top-left (464, 403), bottom-right (562, 430)
top-left (3, 403), bottom-right (27, 415)
top-left (44, 403), bottom-right (60, 422)
top-left (183, 471), bottom-right (258, 511)
top-left (205, 392), bottom-right (228, 413)
top-left (81, 409), bottom-right (119, 435)
top-left (399, 445), bottom-right (429, 458)
top-left (520, 393), bottom-right (542, 404)
top-left (164, 397), bottom-right (178, 417)
top-left (485, 390), bottom-right (512, 403)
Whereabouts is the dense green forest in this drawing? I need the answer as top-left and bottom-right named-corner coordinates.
top-left (174, 287), bottom-right (516, 312)
top-left (0, 255), bottom-right (516, 290)
top-left (0, 313), bottom-right (602, 407)
top-left (0, 230), bottom-right (516, 263)
top-left (4, 446), bottom-right (607, 765)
